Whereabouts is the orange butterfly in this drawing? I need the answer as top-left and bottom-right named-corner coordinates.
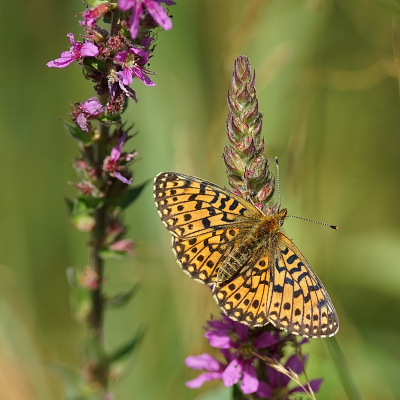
top-left (154, 172), bottom-right (339, 338)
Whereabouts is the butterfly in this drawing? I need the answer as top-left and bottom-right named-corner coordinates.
top-left (153, 172), bottom-right (339, 338)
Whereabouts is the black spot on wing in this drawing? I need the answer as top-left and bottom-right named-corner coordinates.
top-left (210, 191), bottom-right (220, 204)
top-left (287, 254), bottom-right (298, 264)
top-left (182, 180), bottom-right (191, 189)
top-left (218, 195), bottom-right (229, 210)
top-left (229, 199), bottom-right (239, 211)
top-left (207, 207), bottom-right (217, 216)
top-left (284, 277), bottom-right (294, 286)
top-left (221, 213), bottom-right (236, 223)
top-left (273, 284), bottom-right (284, 293)
top-left (289, 262), bottom-right (303, 274)
top-left (298, 272), bottom-right (308, 282)
top-left (317, 299), bottom-right (326, 309)
top-left (199, 182), bottom-right (206, 195)
top-left (275, 258), bottom-right (286, 273)
top-left (202, 218), bottom-right (211, 229)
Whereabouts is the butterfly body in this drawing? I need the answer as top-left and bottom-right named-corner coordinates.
top-left (154, 172), bottom-right (339, 338)
top-left (216, 209), bottom-right (286, 283)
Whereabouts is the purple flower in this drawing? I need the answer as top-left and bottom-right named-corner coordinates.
top-left (118, 0), bottom-right (175, 39)
top-left (47, 33), bottom-right (99, 68)
top-left (103, 132), bottom-right (136, 184)
top-left (186, 315), bottom-right (278, 395)
top-left (114, 48), bottom-right (156, 87)
top-left (186, 315), bottom-right (323, 398)
top-left (72, 97), bottom-right (104, 132)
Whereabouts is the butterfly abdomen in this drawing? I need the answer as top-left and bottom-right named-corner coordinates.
top-left (216, 239), bottom-right (254, 284)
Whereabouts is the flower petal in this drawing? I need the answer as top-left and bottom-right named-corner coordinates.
top-left (290, 378), bottom-right (323, 394)
top-left (118, 68), bottom-right (133, 86)
top-left (285, 354), bottom-right (304, 375)
top-left (204, 330), bottom-right (232, 349)
top-left (81, 97), bottom-right (103, 114)
top-left (234, 321), bottom-right (248, 342)
top-left (256, 381), bottom-right (273, 398)
top-left (47, 51), bottom-right (76, 68)
top-left (241, 360), bottom-right (259, 394)
top-left (143, 0), bottom-right (172, 30)
top-left (185, 354), bottom-right (221, 372)
top-left (130, 66), bottom-right (156, 86)
top-left (254, 331), bottom-right (277, 349)
top-left (76, 113), bottom-right (89, 132)
top-left (222, 358), bottom-right (242, 387)
top-left (113, 172), bottom-right (132, 185)
top-left (186, 372), bottom-right (222, 389)
top-left (81, 41), bottom-right (99, 57)
top-left (118, 0), bottom-right (135, 11)
top-left (128, 1), bottom-right (143, 39)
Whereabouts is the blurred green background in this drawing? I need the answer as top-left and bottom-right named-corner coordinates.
top-left (1, 0), bottom-right (400, 399)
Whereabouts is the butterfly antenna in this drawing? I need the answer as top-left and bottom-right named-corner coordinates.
top-left (275, 157), bottom-right (282, 210)
top-left (287, 215), bottom-right (338, 230)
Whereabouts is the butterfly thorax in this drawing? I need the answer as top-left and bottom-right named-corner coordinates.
top-left (215, 208), bottom-right (288, 285)
top-left (254, 208), bottom-right (288, 239)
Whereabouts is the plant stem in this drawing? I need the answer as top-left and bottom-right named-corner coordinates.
top-left (86, 120), bottom-right (110, 391)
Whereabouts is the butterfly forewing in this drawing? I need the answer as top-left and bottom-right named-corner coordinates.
top-left (154, 172), bottom-right (260, 238)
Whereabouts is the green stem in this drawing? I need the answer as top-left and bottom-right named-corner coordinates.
top-left (85, 121), bottom-right (109, 392)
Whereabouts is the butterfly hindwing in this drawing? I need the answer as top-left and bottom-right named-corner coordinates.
top-left (213, 253), bottom-right (271, 327)
top-left (154, 172), bottom-right (259, 238)
top-left (172, 228), bottom-right (240, 284)
top-left (266, 233), bottom-right (339, 337)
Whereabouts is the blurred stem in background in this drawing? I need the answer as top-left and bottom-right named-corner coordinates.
top-left (47, 0), bottom-right (175, 398)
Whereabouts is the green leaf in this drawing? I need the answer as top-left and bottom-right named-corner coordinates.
top-left (62, 119), bottom-right (93, 145)
top-left (117, 180), bottom-right (149, 209)
top-left (106, 283), bottom-right (140, 308)
top-left (107, 328), bottom-right (145, 378)
top-left (99, 249), bottom-right (130, 259)
top-left (83, 57), bottom-right (107, 73)
top-left (74, 196), bottom-right (104, 214)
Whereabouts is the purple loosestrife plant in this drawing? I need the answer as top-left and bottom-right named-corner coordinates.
top-left (47, 0), bottom-right (175, 398)
top-left (185, 57), bottom-right (322, 400)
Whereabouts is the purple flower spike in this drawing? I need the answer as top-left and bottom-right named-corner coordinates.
top-left (47, 33), bottom-right (99, 68)
top-left (118, 0), bottom-right (175, 39)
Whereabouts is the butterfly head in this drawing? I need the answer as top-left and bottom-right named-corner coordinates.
top-left (276, 208), bottom-right (288, 227)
